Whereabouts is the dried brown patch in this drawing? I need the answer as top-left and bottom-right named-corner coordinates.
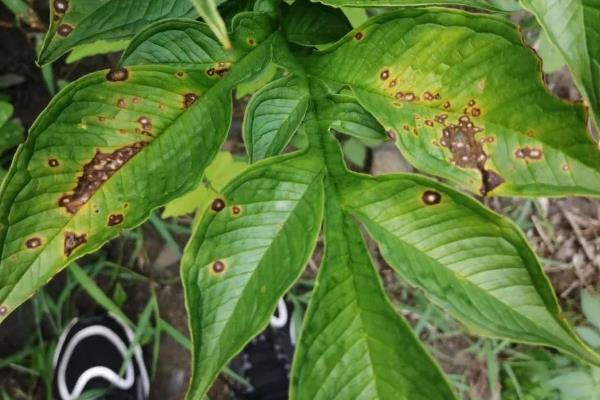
top-left (439, 114), bottom-right (504, 195)
top-left (54, 0), bottom-right (68, 13)
top-left (25, 237), bottom-right (42, 249)
top-left (59, 142), bottom-right (147, 214)
top-left (64, 232), bottom-right (87, 256)
top-left (108, 214), bottom-right (124, 226)
top-left (183, 93), bottom-right (199, 109)
top-left (106, 68), bottom-right (128, 82)
top-left (57, 24), bottom-right (72, 36)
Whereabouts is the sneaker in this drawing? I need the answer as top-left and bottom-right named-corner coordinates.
top-left (229, 298), bottom-right (297, 400)
top-left (52, 313), bottom-right (150, 400)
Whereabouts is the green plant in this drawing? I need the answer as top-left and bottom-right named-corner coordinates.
top-left (2, 0), bottom-right (600, 398)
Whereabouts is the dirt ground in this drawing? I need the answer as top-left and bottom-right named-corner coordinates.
top-left (1, 3), bottom-right (600, 400)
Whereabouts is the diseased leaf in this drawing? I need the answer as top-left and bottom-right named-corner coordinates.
top-left (341, 173), bottom-right (600, 365)
top-left (283, 0), bottom-right (352, 46)
top-left (520, 0), bottom-right (600, 132)
top-left (182, 154), bottom-right (324, 399)
top-left (313, 0), bottom-right (520, 12)
top-left (291, 184), bottom-right (456, 400)
top-left (38, 0), bottom-right (196, 65)
top-left (243, 74), bottom-right (310, 162)
top-left (162, 152), bottom-right (247, 218)
top-left (0, 14), bottom-right (276, 323)
top-left (308, 9), bottom-right (600, 196)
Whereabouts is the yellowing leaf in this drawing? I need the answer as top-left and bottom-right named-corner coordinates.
top-left (162, 152), bottom-right (248, 218)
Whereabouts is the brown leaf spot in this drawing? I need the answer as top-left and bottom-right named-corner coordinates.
top-left (106, 68), bottom-right (128, 82)
top-left (0, 306), bottom-right (7, 316)
top-left (468, 99), bottom-right (476, 107)
top-left (389, 79), bottom-right (397, 88)
top-left (232, 206), bottom-right (241, 215)
top-left (380, 70), bottom-right (390, 80)
top-left (57, 24), bottom-right (73, 36)
top-left (176, 71), bottom-right (185, 78)
top-left (354, 31), bottom-right (363, 40)
top-left (471, 107), bottom-right (481, 117)
top-left (59, 142), bottom-right (147, 214)
top-left (515, 147), bottom-right (543, 160)
top-left (138, 116), bottom-right (151, 131)
top-left (443, 101), bottom-right (451, 109)
top-left (434, 114), bottom-right (448, 125)
top-left (212, 260), bottom-right (226, 274)
top-left (423, 91), bottom-right (434, 101)
top-left (132, 96), bottom-right (141, 105)
top-left (54, 0), bottom-right (68, 13)
top-left (64, 232), bottom-right (87, 256)
top-left (97, 116), bottom-right (106, 123)
top-left (108, 214), bottom-right (124, 226)
top-left (25, 237), bottom-right (42, 249)
top-left (386, 130), bottom-right (397, 141)
top-left (211, 198), bottom-right (225, 212)
top-left (117, 98), bottom-right (127, 108)
top-left (48, 158), bottom-right (60, 167)
top-left (395, 92), bottom-right (416, 102)
top-left (183, 93), bottom-right (199, 109)
top-left (247, 38), bottom-right (256, 46)
top-left (562, 164), bottom-right (571, 172)
top-left (422, 190), bottom-right (442, 205)
top-left (440, 115), bottom-right (486, 169)
top-left (425, 120), bottom-right (434, 127)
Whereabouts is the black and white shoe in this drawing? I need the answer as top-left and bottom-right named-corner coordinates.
top-left (229, 298), bottom-right (297, 400)
top-left (52, 313), bottom-right (150, 400)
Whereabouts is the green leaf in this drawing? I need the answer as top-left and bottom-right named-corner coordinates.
top-left (283, 0), bottom-right (352, 46)
top-left (0, 101), bottom-right (13, 126)
top-left (291, 184), bottom-right (456, 400)
top-left (243, 74), bottom-right (310, 162)
top-left (0, 101), bottom-right (23, 156)
top-left (236, 62), bottom-right (279, 98)
top-left (38, 0), bottom-right (196, 65)
top-left (162, 151), bottom-right (248, 218)
top-left (582, 290), bottom-right (600, 331)
top-left (534, 29), bottom-right (566, 74)
top-left (70, 262), bottom-right (133, 326)
top-left (341, 172), bottom-right (600, 365)
top-left (0, 14), bottom-right (275, 323)
top-left (192, 0), bottom-right (232, 49)
top-left (65, 39), bottom-right (130, 64)
top-left (319, 93), bottom-right (387, 141)
top-left (576, 327), bottom-right (600, 349)
top-left (342, 137), bottom-right (367, 167)
top-left (181, 153), bottom-right (324, 399)
top-left (308, 9), bottom-right (600, 196)
top-left (520, 0), bottom-right (600, 133)
top-left (313, 0), bottom-right (521, 12)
